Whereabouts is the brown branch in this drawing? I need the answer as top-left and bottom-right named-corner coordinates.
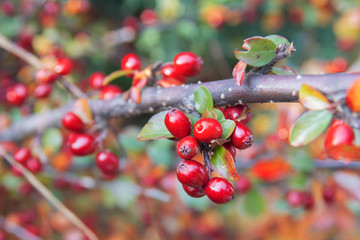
top-left (0, 72), bottom-right (359, 142)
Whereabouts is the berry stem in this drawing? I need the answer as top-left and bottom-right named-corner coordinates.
top-left (202, 143), bottom-right (213, 178)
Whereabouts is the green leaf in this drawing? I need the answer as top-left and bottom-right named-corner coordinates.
top-left (137, 111), bottom-right (173, 141)
top-left (194, 86), bottom-right (214, 114)
top-left (213, 108), bottom-right (225, 121)
top-left (202, 108), bottom-right (217, 119)
top-left (219, 119), bottom-right (235, 140)
top-left (289, 110), bottom-right (333, 147)
top-left (103, 70), bottom-right (134, 86)
top-left (42, 128), bottom-right (63, 153)
top-left (272, 65), bottom-right (296, 75)
top-left (243, 187), bottom-right (266, 217)
top-left (299, 84), bottom-right (331, 110)
top-left (265, 35), bottom-right (290, 46)
top-left (234, 37), bottom-right (277, 67)
top-left (186, 114), bottom-right (200, 128)
top-left (288, 173), bottom-right (309, 190)
top-left (210, 146), bottom-right (238, 181)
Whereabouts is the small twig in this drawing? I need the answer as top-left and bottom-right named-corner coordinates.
top-left (202, 143), bottom-right (213, 178)
top-left (0, 146), bottom-right (99, 240)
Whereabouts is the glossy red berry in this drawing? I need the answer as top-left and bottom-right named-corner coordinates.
top-left (89, 72), bottom-right (106, 89)
top-left (303, 192), bottom-right (314, 210)
top-left (323, 186), bottom-right (335, 205)
top-left (96, 151), bottom-right (119, 174)
top-left (36, 69), bottom-right (58, 83)
top-left (177, 136), bottom-right (200, 160)
top-left (224, 105), bottom-right (245, 120)
top-left (165, 108), bottom-right (191, 139)
top-left (230, 121), bottom-right (253, 149)
top-left (182, 185), bottom-right (206, 198)
top-left (99, 85), bottom-right (123, 100)
top-left (34, 83), bottom-right (52, 98)
top-left (174, 52), bottom-right (203, 77)
top-left (223, 142), bottom-right (236, 159)
top-left (62, 112), bottom-right (84, 132)
top-left (54, 58), bottom-right (73, 75)
top-left (193, 118), bottom-right (222, 143)
top-left (161, 63), bottom-right (186, 82)
top-left (235, 175), bottom-right (251, 194)
top-left (14, 147), bottom-right (31, 165)
top-left (176, 160), bottom-right (209, 188)
top-left (6, 83), bottom-right (28, 105)
top-left (26, 157), bottom-right (43, 173)
top-left (69, 134), bottom-right (96, 156)
top-left (205, 177), bottom-right (234, 204)
top-left (285, 190), bottom-right (304, 207)
top-left (121, 53), bottom-right (142, 76)
top-left (324, 120), bottom-right (354, 148)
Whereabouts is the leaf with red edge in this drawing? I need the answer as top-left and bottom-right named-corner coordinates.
top-left (129, 87), bottom-right (141, 104)
top-left (103, 70), bottom-right (134, 86)
top-left (234, 37), bottom-right (277, 67)
top-left (251, 158), bottom-right (292, 182)
top-left (232, 60), bottom-right (247, 86)
top-left (210, 146), bottom-right (239, 181)
top-left (299, 84), bottom-right (331, 110)
top-left (72, 98), bottom-right (93, 124)
top-left (323, 144), bottom-right (360, 162)
top-left (272, 65), bottom-right (296, 75)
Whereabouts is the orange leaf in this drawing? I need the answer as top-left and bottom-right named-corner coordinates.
top-left (323, 144), bottom-right (360, 162)
top-left (252, 158), bottom-right (292, 182)
top-left (210, 146), bottom-right (239, 181)
top-left (346, 79), bottom-right (360, 112)
top-left (129, 87), bottom-right (141, 104)
top-left (72, 98), bottom-right (93, 124)
top-left (232, 60), bottom-right (247, 86)
top-left (299, 84), bottom-right (331, 110)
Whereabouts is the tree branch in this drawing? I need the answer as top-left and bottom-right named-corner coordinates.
top-left (0, 72), bottom-right (359, 142)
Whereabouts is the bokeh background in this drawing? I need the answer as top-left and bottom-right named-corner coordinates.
top-left (1, 0), bottom-right (360, 239)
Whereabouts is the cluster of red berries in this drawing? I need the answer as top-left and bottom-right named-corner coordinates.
top-left (286, 186), bottom-right (335, 210)
top-left (61, 112), bottom-right (120, 178)
top-left (165, 105), bottom-right (253, 204)
top-left (5, 57), bottom-right (73, 106)
top-left (12, 147), bottom-right (42, 175)
top-left (158, 52), bottom-right (203, 87)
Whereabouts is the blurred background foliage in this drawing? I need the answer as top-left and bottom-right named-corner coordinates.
top-left (1, 0), bottom-right (360, 239)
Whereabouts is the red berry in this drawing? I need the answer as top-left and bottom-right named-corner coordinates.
top-left (54, 58), bottom-right (73, 75)
top-left (66, 132), bottom-right (79, 145)
top-left (235, 175), bottom-right (251, 194)
top-left (176, 136), bottom-right (200, 160)
top-left (19, 182), bottom-right (33, 195)
top-left (205, 177), bottom-right (234, 204)
top-left (25, 157), bottom-right (43, 173)
top-left (230, 121), bottom-right (253, 149)
top-left (323, 186), bottom-right (335, 205)
top-left (224, 105), bottom-right (245, 120)
top-left (14, 147), bottom-right (31, 165)
top-left (193, 118), bottom-right (222, 143)
top-left (140, 9), bottom-right (157, 26)
top-left (324, 120), bottom-right (354, 148)
top-left (95, 151), bottom-right (119, 174)
top-left (161, 63), bottom-right (186, 82)
top-left (165, 108), bottom-right (191, 139)
top-left (89, 72), bottom-right (106, 89)
top-left (182, 185), bottom-right (206, 198)
top-left (101, 171), bottom-right (119, 180)
top-left (70, 182), bottom-right (86, 193)
top-left (174, 52), bottom-right (203, 77)
top-left (34, 83), bottom-right (52, 98)
top-left (285, 190), bottom-right (304, 207)
top-left (62, 112), bottom-right (84, 132)
top-left (303, 192), bottom-right (314, 210)
top-left (223, 142), bottom-right (236, 159)
top-left (36, 69), bottom-right (58, 83)
top-left (176, 160), bottom-right (209, 188)
top-left (54, 176), bottom-right (69, 190)
top-left (6, 83), bottom-right (28, 105)
top-left (99, 85), bottom-right (123, 100)
top-left (69, 134), bottom-right (96, 156)
top-left (121, 53), bottom-right (141, 76)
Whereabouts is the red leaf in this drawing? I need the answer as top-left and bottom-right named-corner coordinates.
top-left (323, 144), bottom-right (360, 162)
top-left (232, 60), bottom-right (247, 86)
top-left (251, 158), bottom-right (292, 182)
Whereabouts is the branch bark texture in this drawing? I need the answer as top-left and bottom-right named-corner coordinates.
top-left (0, 72), bottom-right (358, 142)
